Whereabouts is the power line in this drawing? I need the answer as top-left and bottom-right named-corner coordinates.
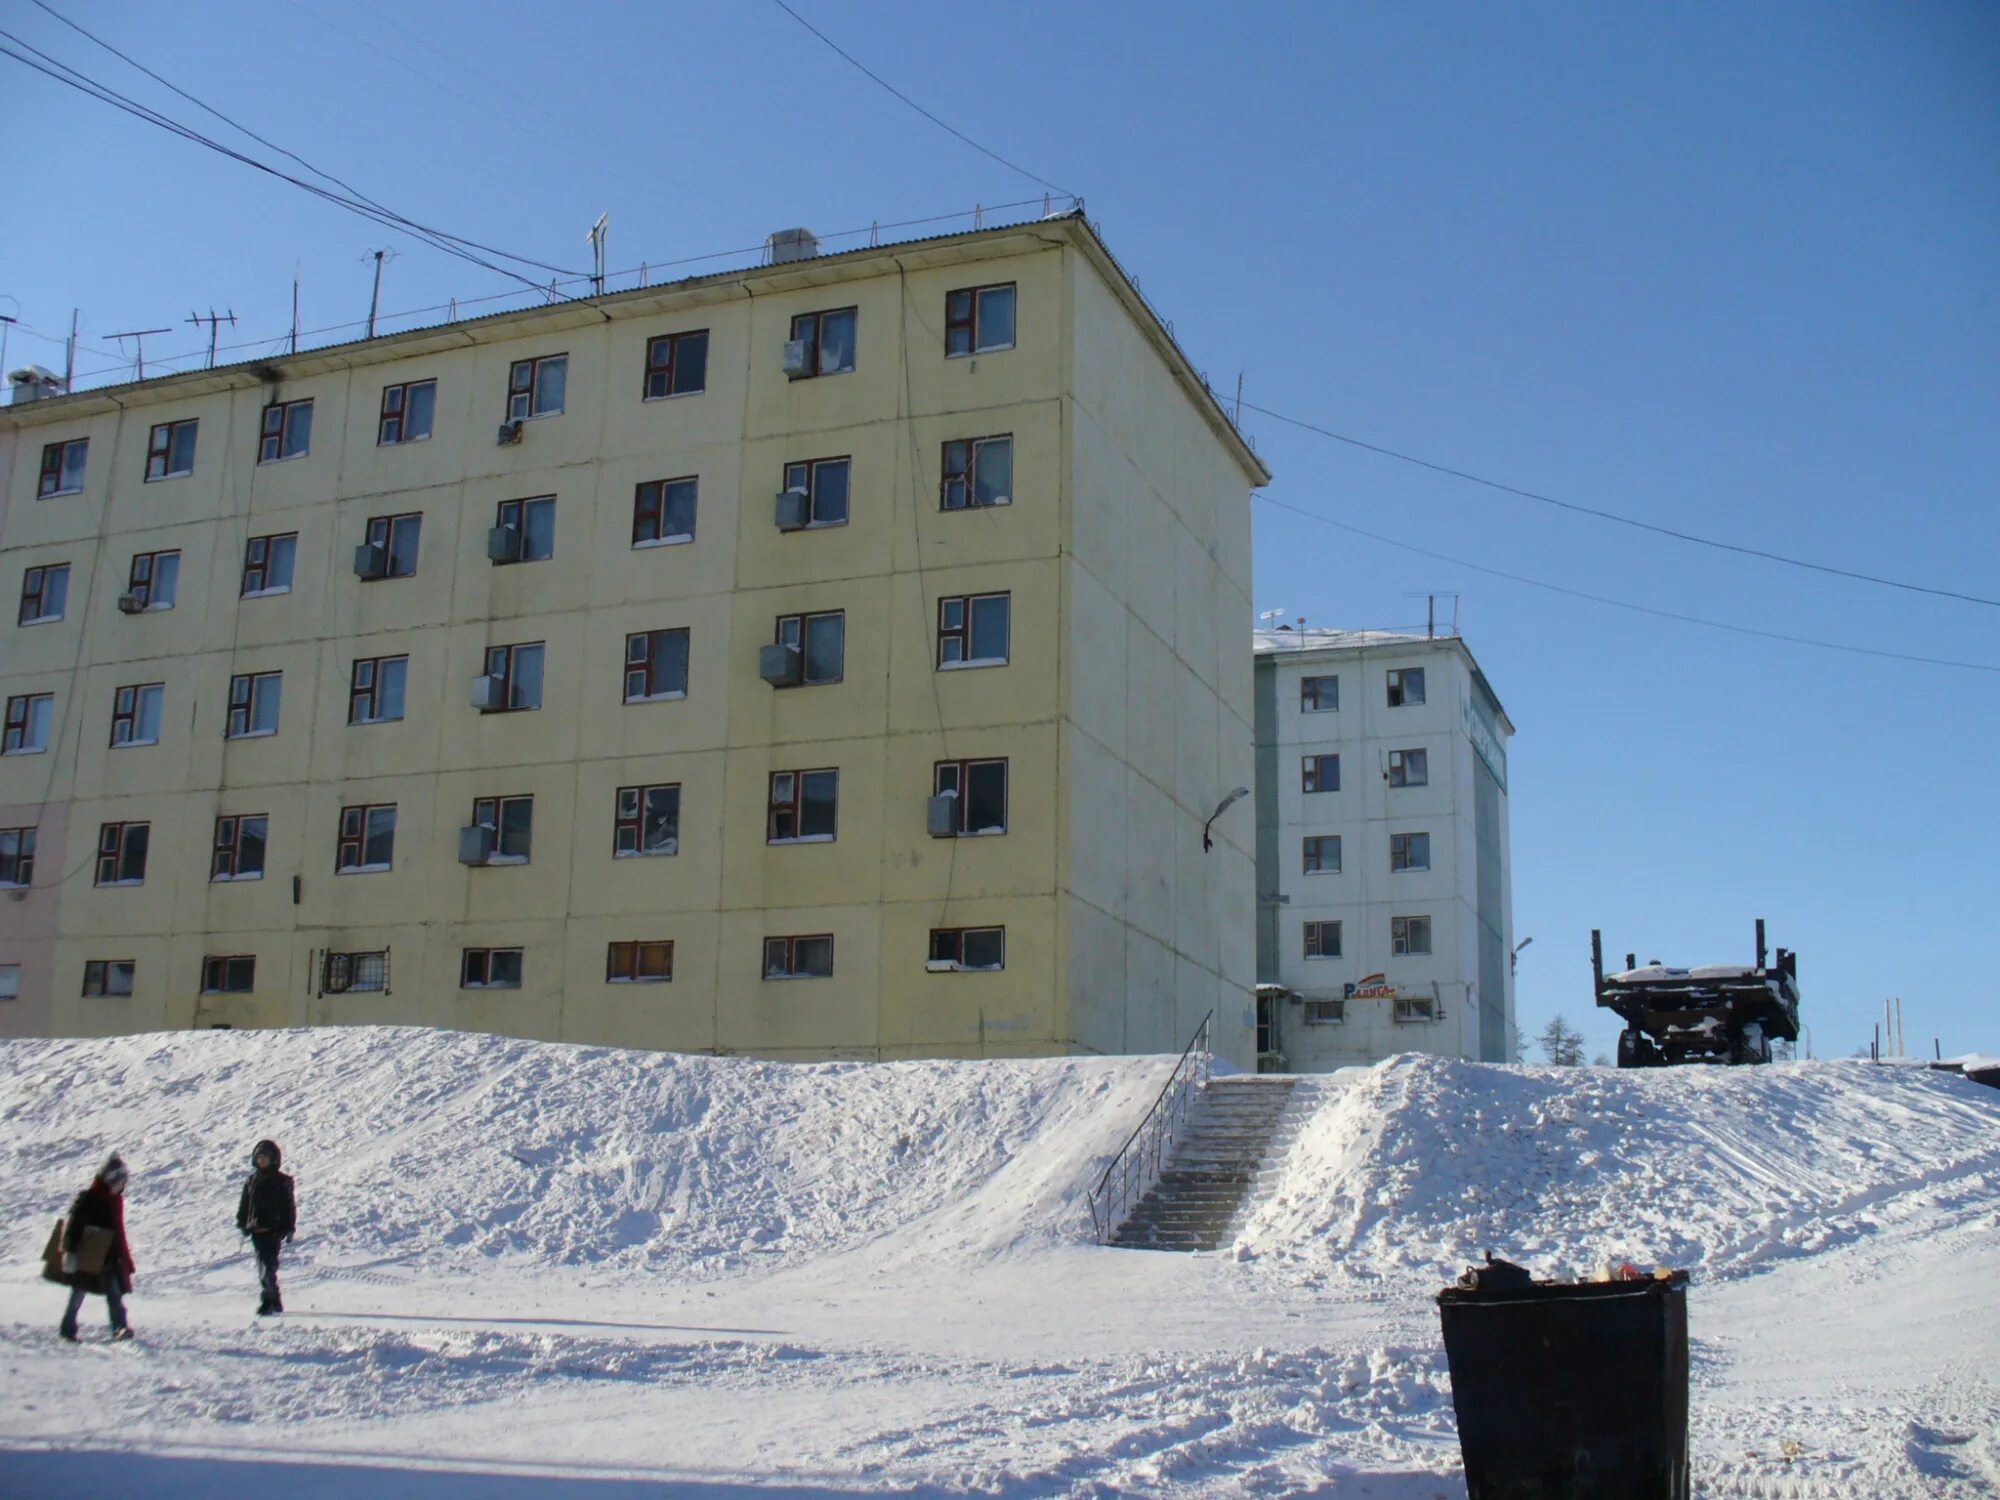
top-left (1238, 397), bottom-right (2000, 611)
top-left (1255, 492), bottom-right (2000, 674)
top-left (769, 0), bottom-right (1071, 198)
top-left (0, 30), bottom-right (565, 292)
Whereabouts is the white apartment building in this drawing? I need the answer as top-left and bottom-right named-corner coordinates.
top-left (1251, 628), bottom-right (1516, 1069)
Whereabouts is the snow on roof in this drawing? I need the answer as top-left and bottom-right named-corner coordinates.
top-left (1252, 628), bottom-right (1444, 654)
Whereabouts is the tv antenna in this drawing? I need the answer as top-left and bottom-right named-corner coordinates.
top-left (1402, 590), bottom-right (1460, 639)
top-left (585, 213), bottom-right (609, 297)
top-left (185, 308), bottom-right (236, 369)
top-left (106, 327), bottom-right (171, 381)
top-left (361, 248), bottom-right (397, 338)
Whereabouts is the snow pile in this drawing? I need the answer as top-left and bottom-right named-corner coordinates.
top-left (1239, 1053), bottom-right (2000, 1284)
top-left (0, 1027), bottom-right (1166, 1289)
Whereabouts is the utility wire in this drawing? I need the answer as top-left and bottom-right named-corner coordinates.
top-left (769, 0), bottom-right (1071, 198)
top-left (1239, 398), bottom-right (2000, 610)
top-left (1256, 492), bottom-right (2000, 674)
top-left (27, 0), bottom-right (577, 279)
top-left (0, 33), bottom-right (562, 292)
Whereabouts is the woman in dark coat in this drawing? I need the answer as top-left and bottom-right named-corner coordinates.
top-left (57, 1153), bottom-right (135, 1342)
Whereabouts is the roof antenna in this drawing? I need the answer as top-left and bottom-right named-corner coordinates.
top-left (106, 326), bottom-right (170, 382)
top-left (361, 248), bottom-right (395, 339)
top-left (586, 212), bottom-right (609, 297)
top-left (186, 307), bottom-right (237, 368)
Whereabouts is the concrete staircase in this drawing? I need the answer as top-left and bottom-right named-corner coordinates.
top-left (1111, 1075), bottom-right (1305, 1251)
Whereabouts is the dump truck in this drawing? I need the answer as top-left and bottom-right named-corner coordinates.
top-left (1593, 920), bottom-right (1800, 1068)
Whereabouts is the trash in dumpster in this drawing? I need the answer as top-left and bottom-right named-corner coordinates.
top-left (1437, 1253), bottom-right (1692, 1499)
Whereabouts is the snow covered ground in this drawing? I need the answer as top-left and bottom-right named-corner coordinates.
top-left (1, 1028), bottom-right (1996, 1497)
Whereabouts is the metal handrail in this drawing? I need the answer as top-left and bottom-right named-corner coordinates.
top-left (1086, 1010), bottom-right (1213, 1243)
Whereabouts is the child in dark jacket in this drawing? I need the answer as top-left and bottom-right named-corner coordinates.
top-left (56, 1153), bottom-right (136, 1342)
top-left (236, 1139), bottom-right (296, 1315)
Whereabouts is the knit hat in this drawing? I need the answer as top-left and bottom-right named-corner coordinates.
top-left (99, 1154), bottom-right (128, 1186)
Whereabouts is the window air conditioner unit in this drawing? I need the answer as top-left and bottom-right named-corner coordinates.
top-left (925, 791), bottom-right (958, 839)
top-left (781, 339), bottom-right (812, 380)
top-left (457, 824), bottom-right (495, 866)
top-left (470, 674), bottom-right (504, 712)
top-left (774, 487), bottom-right (810, 531)
top-left (758, 643), bottom-right (802, 687)
top-left (116, 592), bottom-right (145, 614)
top-left (496, 420), bottom-right (523, 445)
top-left (353, 543), bottom-right (387, 580)
top-left (486, 524), bottom-right (522, 563)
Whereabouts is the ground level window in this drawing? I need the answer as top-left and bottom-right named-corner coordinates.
top-left (461, 948), bottom-right (523, 989)
top-left (763, 934), bottom-right (833, 979)
top-left (202, 955), bottom-right (256, 993)
top-left (606, 941), bottom-right (674, 983)
top-left (83, 960), bottom-right (136, 997)
top-left (928, 927), bottom-right (1005, 972)
top-left (320, 950), bottom-right (388, 995)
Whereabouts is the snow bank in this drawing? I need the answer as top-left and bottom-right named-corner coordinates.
top-left (0, 1027), bottom-right (1167, 1290)
top-left (1238, 1053), bottom-right (2000, 1285)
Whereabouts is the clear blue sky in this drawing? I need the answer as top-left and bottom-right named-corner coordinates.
top-left (5, 2), bottom-right (1994, 1060)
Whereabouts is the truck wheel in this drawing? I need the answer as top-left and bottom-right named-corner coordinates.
top-left (1617, 1029), bottom-right (1643, 1069)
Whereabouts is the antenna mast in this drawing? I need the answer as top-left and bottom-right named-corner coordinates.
top-left (586, 213), bottom-right (609, 297)
top-left (106, 327), bottom-right (171, 382)
top-left (362, 248), bottom-right (394, 339)
top-left (186, 308), bottom-right (237, 369)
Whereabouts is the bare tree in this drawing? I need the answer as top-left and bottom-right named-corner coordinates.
top-left (1538, 1014), bottom-right (1586, 1067)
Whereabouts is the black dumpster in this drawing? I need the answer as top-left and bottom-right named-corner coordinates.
top-left (1437, 1267), bottom-right (1690, 1500)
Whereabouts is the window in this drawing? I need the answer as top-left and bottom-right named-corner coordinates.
top-left (336, 804), bottom-right (397, 873)
top-left (349, 656), bottom-right (408, 724)
top-left (606, 940), bottom-right (674, 983)
top-left (1304, 921), bottom-right (1342, 959)
top-left (933, 759), bottom-right (1007, 835)
top-left (775, 611), bottom-right (844, 686)
top-left (19, 564), bottom-right (69, 625)
top-left (83, 960), bottom-right (136, 997)
top-left (928, 927), bottom-right (1005, 972)
top-left (1303, 835), bottom-right (1340, 875)
top-left (95, 822), bottom-right (149, 886)
top-left (1301, 675), bottom-right (1338, 712)
top-left (788, 307), bottom-right (856, 377)
top-left (364, 513), bottom-right (422, 578)
top-left (1302, 754), bottom-right (1339, 794)
top-left (378, 379), bottom-right (436, 445)
top-left (321, 950), bottom-right (388, 994)
top-left (940, 435), bottom-right (1012, 509)
top-left (1387, 668), bottom-right (1426, 707)
top-left (0, 826), bottom-right (35, 887)
top-left (0, 964), bottom-right (17, 1002)
top-left (945, 283), bottom-right (1015, 356)
top-left (461, 948), bottom-right (523, 988)
top-left (633, 477), bottom-right (697, 546)
top-left (768, 769), bottom-right (838, 843)
top-left (1387, 749), bottom-right (1428, 788)
top-left (624, 628), bottom-right (689, 702)
top-left (614, 783), bottom-right (680, 857)
top-left (1303, 998), bottom-right (1346, 1025)
top-left (763, 934), bottom-right (833, 979)
top-left (225, 672), bottom-right (282, 739)
top-left (1392, 915), bottom-right (1433, 956)
top-left (39, 438), bottom-right (88, 498)
top-left (145, 418), bottom-right (197, 480)
top-left (257, 399), bottom-right (313, 463)
top-left (241, 533), bottom-right (297, 596)
top-left (211, 815), bottom-right (267, 881)
top-left (781, 457), bottom-right (850, 527)
top-left (494, 496), bottom-right (555, 563)
top-left (110, 684), bottom-right (164, 748)
top-left (127, 550), bottom-right (180, 611)
top-left (1395, 994), bottom-right (1437, 1023)
top-left (644, 329), bottom-right (708, 399)
top-left (201, 955), bottom-right (256, 993)
top-left (506, 354), bottom-right (567, 420)
top-left (4, 694), bottom-right (54, 755)
top-left (471, 794), bottom-right (534, 862)
top-left (937, 593), bottom-right (1009, 668)
top-left (1390, 831), bottom-right (1431, 873)
top-left (482, 642), bottom-right (544, 711)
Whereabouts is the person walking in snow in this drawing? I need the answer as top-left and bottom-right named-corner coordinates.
top-left (236, 1138), bottom-right (296, 1315)
top-left (56, 1153), bottom-right (136, 1343)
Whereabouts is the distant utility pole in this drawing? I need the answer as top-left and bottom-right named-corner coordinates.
top-left (586, 213), bottom-right (609, 297)
top-left (186, 308), bottom-right (236, 369)
top-left (65, 308), bottom-right (79, 391)
top-left (291, 263), bottom-right (301, 355)
top-left (107, 327), bottom-right (171, 381)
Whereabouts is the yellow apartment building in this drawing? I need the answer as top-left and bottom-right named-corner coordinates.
top-left (0, 212), bottom-right (1269, 1063)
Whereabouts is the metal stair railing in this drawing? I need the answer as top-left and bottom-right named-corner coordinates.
top-left (1086, 1010), bottom-right (1213, 1243)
